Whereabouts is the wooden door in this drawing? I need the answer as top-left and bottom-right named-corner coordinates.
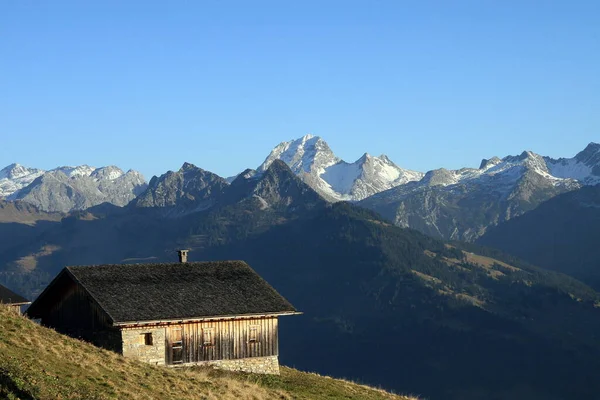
top-left (200, 326), bottom-right (216, 361)
top-left (170, 327), bottom-right (183, 365)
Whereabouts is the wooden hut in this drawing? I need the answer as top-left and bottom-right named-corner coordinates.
top-left (26, 258), bottom-right (299, 374)
top-left (0, 283), bottom-right (31, 315)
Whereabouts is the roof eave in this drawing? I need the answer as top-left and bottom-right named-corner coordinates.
top-left (25, 268), bottom-right (70, 318)
top-left (64, 268), bottom-right (117, 324)
top-left (113, 311), bottom-right (303, 327)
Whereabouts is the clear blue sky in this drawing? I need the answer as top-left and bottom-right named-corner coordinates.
top-left (1, 1), bottom-right (598, 180)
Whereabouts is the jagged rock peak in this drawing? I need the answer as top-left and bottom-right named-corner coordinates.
top-left (575, 142), bottom-right (600, 165)
top-left (256, 135), bottom-right (423, 201)
top-left (1, 163), bottom-right (147, 213)
top-left (0, 164), bottom-right (46, 199)
top-left (179, 162), bottom-right (199, 172)
top-left (249, 159), bottom-right (324, 208)
top-left (259, 159), bottom-right (302, 183)
top-left (479, 157), bottom-right (502, 170)
top-left (503, 150), bottom-right (540, 163)
top-left (132, 163), bottom-right (227, 210)
top-left (257, 134), bottom-right (337, 175)
top-left (267, 158), bottom-right (292, 172)
top-left (1, 163), bottom-right (35, 179)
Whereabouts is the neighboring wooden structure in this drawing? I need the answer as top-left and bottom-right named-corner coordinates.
top-left (0, 283), bottom-right (31, 315)
top-left (27, 259), bottom-right (299, 374)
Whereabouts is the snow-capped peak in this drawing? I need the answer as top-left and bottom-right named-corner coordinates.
top-left (479, 157), bottom-right (502, 170)
top-left (545, 142), bottom-right (600, 184)
top-left (0, 162), bottom-right (147, 211)
top-left (90, 166), bottom-right (126, 181)
top-left (0, 163), bottom-right (45, 198)
top-left (52, 165), bottom-right (97, 178)
top-left (0, 163), bottom-right (43, 180)
top-left (257, 135), bottom-right (339, 175)
top-left (255, 135), bottom-right (423, 201)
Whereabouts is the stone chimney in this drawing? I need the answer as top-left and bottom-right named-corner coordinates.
top-left (177, 249), bottom-right (189, 263)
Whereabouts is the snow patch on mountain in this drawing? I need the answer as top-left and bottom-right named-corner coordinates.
top-left (0, 164), bottom-right (45, 198)
top-left (360, 144), bottom-right (600, 242)
top-left (55, 165), bottom-right (97, 178)
top-left (90, 166), bottom-right (126, 181)
top-left (545, 143), bottom-right (600, 185)
top-left (413, 150), bottom-right (579, 192)
top-left (0, 163), bottom-right (147, 212)
top-left (256, 135), bottom-right (424, 201)
top-left (321, 161), bottom-right (362, 194)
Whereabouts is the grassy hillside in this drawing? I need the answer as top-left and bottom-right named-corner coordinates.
top-left (0, 306), bottom-right (413, 400)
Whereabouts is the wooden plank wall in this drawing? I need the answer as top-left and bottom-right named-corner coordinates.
top-left (40, 277), bottom-right (121, 351)
top-left (44, 280), bottom-right (113, 335)
top-left (165, 317), bottom-right (278, 364)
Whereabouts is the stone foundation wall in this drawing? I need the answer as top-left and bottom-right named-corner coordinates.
top-left (121, 327), bottom-right (166, 366)
top-left (189, 356), bottom-right (280, 375)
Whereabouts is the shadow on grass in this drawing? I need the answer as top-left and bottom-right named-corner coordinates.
top-left (0, 369), bottom-right (36, 400)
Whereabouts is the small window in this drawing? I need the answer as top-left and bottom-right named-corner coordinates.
top-left (249, 325), bottom-right (260, 343)
top-left (202, 328), bottom-right (214, 346)
top-left (143, 332), bottom-right (153, 346)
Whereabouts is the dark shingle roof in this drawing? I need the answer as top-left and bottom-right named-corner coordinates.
top-left (0, 284), bottom-right (30, 305)
top-left (64, 261), bottom-right (297, 323)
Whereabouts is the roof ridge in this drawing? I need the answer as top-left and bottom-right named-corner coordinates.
top-left (65, 260), bottom-right (249, 269)
top-left (57, 260), bottom-right (297, 323)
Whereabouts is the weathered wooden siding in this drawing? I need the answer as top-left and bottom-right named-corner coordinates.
top-left (40, 275), bottom-right (121, 352)
top-left (164, 317), bottom-right (278, 365)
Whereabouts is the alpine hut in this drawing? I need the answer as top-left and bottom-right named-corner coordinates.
top-left (26, 253), bottom-right (299, 374)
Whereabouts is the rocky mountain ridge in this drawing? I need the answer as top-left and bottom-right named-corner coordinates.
top-left (359, 143), bottom-right (599, 241)
top-left (0, 163), bottom-right (45, 198)
top-left (0, 163), bottom-right (147, 213)
top-left (3, 138), bottom-right (599, 236)
top-left (131, 162), bottom-right (227, 213)
top-left (255, 134), bottom-right (424, 201)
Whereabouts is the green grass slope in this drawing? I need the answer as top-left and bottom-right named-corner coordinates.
top-left (0, 306), bottom-right (413, 400)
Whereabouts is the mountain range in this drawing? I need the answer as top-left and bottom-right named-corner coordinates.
top-left (0, 163), bottom-right (147, 213)
top-left (3, 137), bottom-right (599, 242)
top-left (258, 136), bottom-right (600, 240)
top-left (1, 159), bottom-right (600, 399)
